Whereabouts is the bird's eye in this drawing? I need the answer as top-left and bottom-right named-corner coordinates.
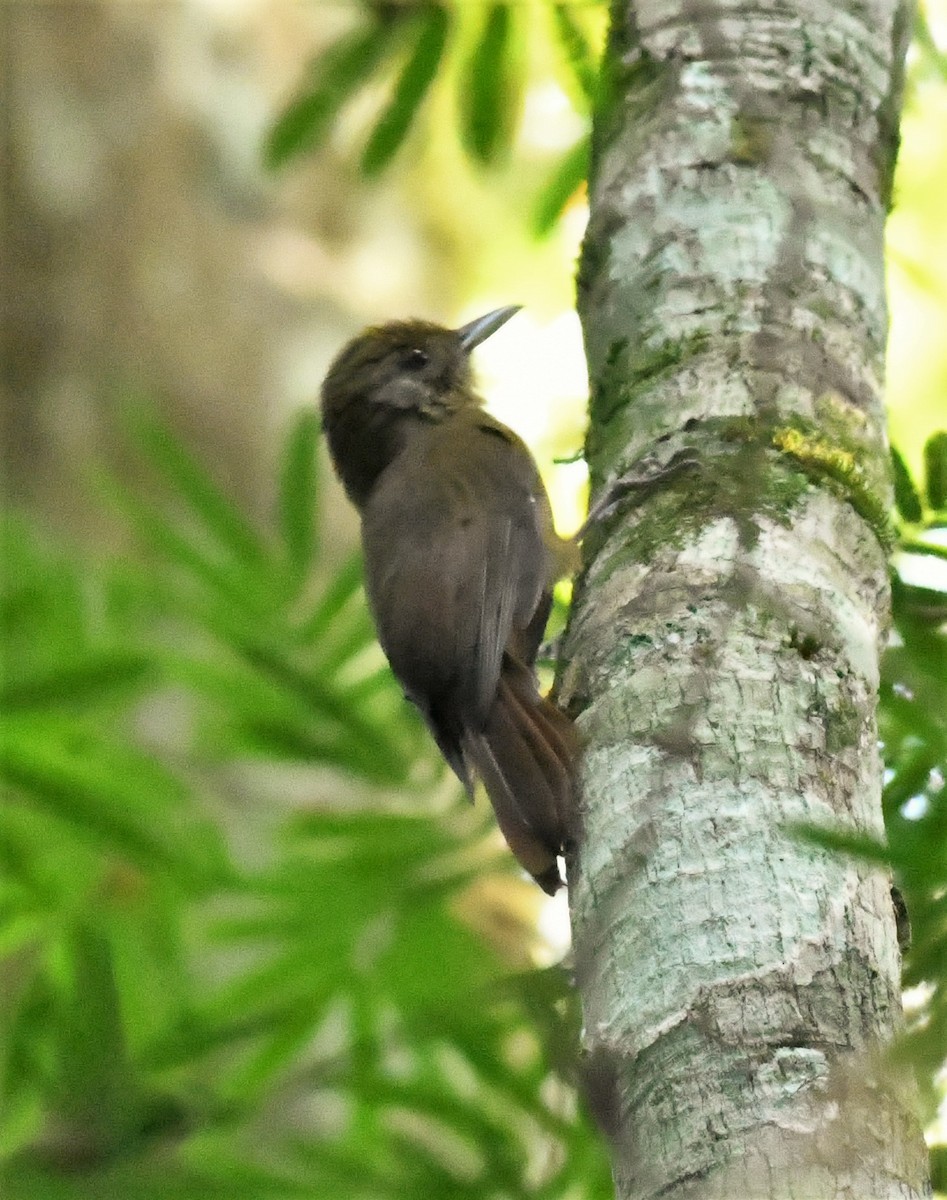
top-left (403, 348), bottom-right (429, 370)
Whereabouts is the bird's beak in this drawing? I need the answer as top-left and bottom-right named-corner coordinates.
top-left (455, 305), bottom-right (522, 353)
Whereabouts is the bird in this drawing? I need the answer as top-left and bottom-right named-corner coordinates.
top-left (320, 306), bottom-right (576, 893)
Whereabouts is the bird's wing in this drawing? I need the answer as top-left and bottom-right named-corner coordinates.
top-left (361, 414), bottom-right (553, 729)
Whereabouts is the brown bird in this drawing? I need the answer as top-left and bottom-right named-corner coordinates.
top-left (320, 306), bottom-right (576, 893)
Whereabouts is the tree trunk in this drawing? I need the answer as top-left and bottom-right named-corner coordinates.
top-left (562, 1), bottom-right (931, 1196)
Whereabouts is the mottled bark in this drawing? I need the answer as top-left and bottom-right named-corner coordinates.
top-left (562, 1), bottom-right (930, 1196)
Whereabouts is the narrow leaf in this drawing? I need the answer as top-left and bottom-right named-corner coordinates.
top-left (318, 612), bottom-right (380, 675)
top-left (532, 135), bottom-right (589, 237)
top-left (0, 654), bottom-right (151, 712)
top-left (102, 475), bottom-right (257, 605)
top-left (235, 643), bottom-right (410, 780)
top-left (549, 4), bottom-right (599, 105)
top-left (923, 430), bottom-right (947, 511)
top-left (898, 538), bottom-right (947, 563)
top-left (0, 723), bottom-right (227, 886)
top-left (362, 5), bottom-right (450, 177)
top-left (56, 924), bottom-right (140, 1148)
top-left (279, 409), bottom-right (321, 576)
top-left (235, 718), bottom-right (402, 784)
top-left (460, 3), bottom-right (518, 164)
top-left (296, 554), bottom-right (365, 644)
top-left (126, 411), bottom-right (266, 567)
top-left (914, 9), bottom-right (947, 84)
top-left (787, 821), bottom-right (891, 865)
top-left (266, 16), bottom-right (403, 169)
top-left (891, 446), bottom-right (923, 523)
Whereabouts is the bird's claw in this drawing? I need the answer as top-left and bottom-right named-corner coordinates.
top-left (580, 449), bottom-right (699, 536)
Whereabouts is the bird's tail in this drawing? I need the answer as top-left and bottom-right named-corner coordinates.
top-left (464, 657), bottom-right (577, 895)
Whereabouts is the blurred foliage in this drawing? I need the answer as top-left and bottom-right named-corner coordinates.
top-left (0, 413), bottom-right (612, 1198)
top-left (266, 0), bottom-right (604, 236)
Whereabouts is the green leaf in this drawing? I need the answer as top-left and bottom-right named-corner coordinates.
top-left (286, 809), bottom-right (466, 875)
top-left (2, 518), bottom-right (92, 669)
top-left (362, 5), bottom-right (451, 177)
top-left (102, 476), bottom-right (272, 613)
top-left (549, 4), bottom-right (599, 105)
top-left (0, 722), bottom-right (227, 887)
top-left (233, 717), bottom-right (396, 783)
top-left (278, 409), bottom-right (321, 577)
top-left (0, 654), bottom-right (151, 712)
top-left (317, 610), bottom-right (380, 676)
top-left (234, 642), bottom-right (412, 782)
top-left (0, 1157), bottom-right (314, 1200)
top-left (460, 3), bottom-right (519, 165)
top-left (923, 430), bottom-right (947, 511)
top-left (787, 821), bottom-right (891, 866)
top-left (54, 924), bottom-right (140, 1149)
top-left (125, 411), bottom-right (266, 568)
top-left (295, 553), bottom-right (366, 643)
top-left (0, 1082), bottom-right (43, 1161)
top-left (897, 538), bottom-right (947, 563)
top-left (891, 446), bottom-right (923, 523)
top-left (265, 15), bottom-right (404, 169)
top-left (914, 8), bottom-right (947, 84)
top-left (532, 135), bottom-right (589, 237)
top-left (883, 743), bottom-right (943, 814)
top-left (932, 1145), bottom-right (947, 1195)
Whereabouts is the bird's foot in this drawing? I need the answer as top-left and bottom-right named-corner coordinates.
top-left (579, 449), bottom-right (699, 536)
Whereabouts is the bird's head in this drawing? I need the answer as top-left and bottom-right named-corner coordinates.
top-left (321, 306), bottom-right (520, 421)
top-left (320, 306), bottom-right (520, 505)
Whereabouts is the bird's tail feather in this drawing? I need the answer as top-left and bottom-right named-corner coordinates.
top-left (464, 658), bottom-right (576, 895)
